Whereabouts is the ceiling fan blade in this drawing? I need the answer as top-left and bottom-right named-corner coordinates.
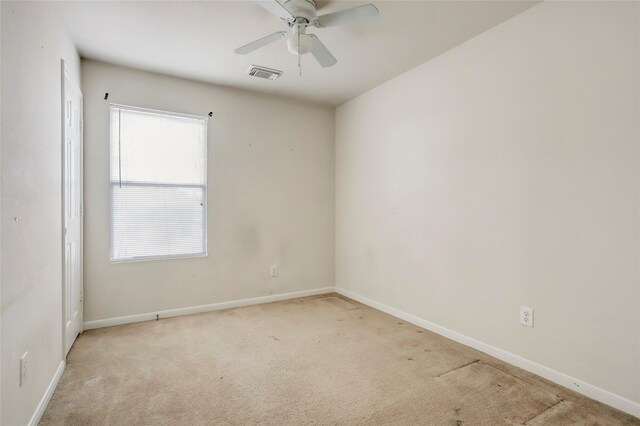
top-left (309, 35), bottom-right (337, 67)
top-left (315, 4), bottom-right (378, 28)
top-left (234, 31), bottom-right (287, 55)
top-left (256, 0), bottom-right (293, 21)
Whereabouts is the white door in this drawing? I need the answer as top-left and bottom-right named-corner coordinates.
top-left (63, 62), bottom-right (83, 355)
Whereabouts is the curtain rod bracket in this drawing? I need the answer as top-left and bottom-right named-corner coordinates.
top-left (104, 93), bottom-right (109, 100)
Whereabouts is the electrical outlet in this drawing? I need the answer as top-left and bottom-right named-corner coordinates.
top-left (520, 306), bottom-right (533, 327)
top-left (20, 352), bottom-right (29, 387)
top-left (270, 265), bottom-right (278, 277)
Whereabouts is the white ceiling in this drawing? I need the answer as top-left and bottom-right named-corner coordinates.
top-left (58, 0), bottom-right (538, 106)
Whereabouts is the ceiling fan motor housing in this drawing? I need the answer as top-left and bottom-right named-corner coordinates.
top-left (283, 0), bottom-right (317, 22)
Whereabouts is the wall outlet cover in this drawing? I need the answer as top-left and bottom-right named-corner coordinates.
top-left (520, 306), bottom-right (533, 327)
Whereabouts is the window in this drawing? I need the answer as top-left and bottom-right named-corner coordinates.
top-left (110, 105), bottom-right (207, 262)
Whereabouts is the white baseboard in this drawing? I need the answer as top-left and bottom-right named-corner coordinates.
top-left (84, 287), bottom-right (335, 330)
top-left (28, 360), bottom-right (65, 426)
top-left (335, 287), bottom-right (640, 419)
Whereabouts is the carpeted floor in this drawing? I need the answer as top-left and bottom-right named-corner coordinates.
top-left (41, 294), bottom-right (638, 425)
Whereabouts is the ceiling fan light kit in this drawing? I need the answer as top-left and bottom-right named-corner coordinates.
top-left (288, 19), bottom-right (313, 55)
top-left (235, 0), bottom-right (379, 70)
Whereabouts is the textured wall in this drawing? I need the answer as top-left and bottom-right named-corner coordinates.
top-left (82, 60), bottom-right (335, 322)
top-left (1, 2), bottom-right (81, 424)
top-left (336, 1), bottom-right (639, 404)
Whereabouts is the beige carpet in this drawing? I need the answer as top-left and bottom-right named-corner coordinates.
top-left (41, 294), bottom-right (638, 425)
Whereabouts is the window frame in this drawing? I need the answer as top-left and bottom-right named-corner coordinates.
top-left (109, 103), bottom-right (208, 263)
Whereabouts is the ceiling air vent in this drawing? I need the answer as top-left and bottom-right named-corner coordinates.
top-left (246, 65), bottom-right (282, 81)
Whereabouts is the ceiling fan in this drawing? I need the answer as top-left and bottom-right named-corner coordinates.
top-left (234, 0), bottom-right (379, 68)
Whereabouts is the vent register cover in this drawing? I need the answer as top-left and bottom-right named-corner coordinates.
top-left (247, 65), bottom-right (283, 80)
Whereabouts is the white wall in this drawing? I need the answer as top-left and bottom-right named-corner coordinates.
top-left (82, 60), bottom-right (334, 323)
top-left (336, 0), bottom-right (639, 407)
top-left (1, 2), bottom-right (81, 424)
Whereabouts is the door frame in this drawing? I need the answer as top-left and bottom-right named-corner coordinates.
top-left (61, 59), bottom-right (84, 356)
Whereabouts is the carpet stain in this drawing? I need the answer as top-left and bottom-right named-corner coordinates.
top-left (521, 397), bottom-right (567, 425)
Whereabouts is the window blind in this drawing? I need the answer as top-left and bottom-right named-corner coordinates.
top-left (110, 105), bottom-right (207, 261)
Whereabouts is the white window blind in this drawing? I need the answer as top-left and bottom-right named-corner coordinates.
top-left (110, 105), bottom-right (207, 262)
